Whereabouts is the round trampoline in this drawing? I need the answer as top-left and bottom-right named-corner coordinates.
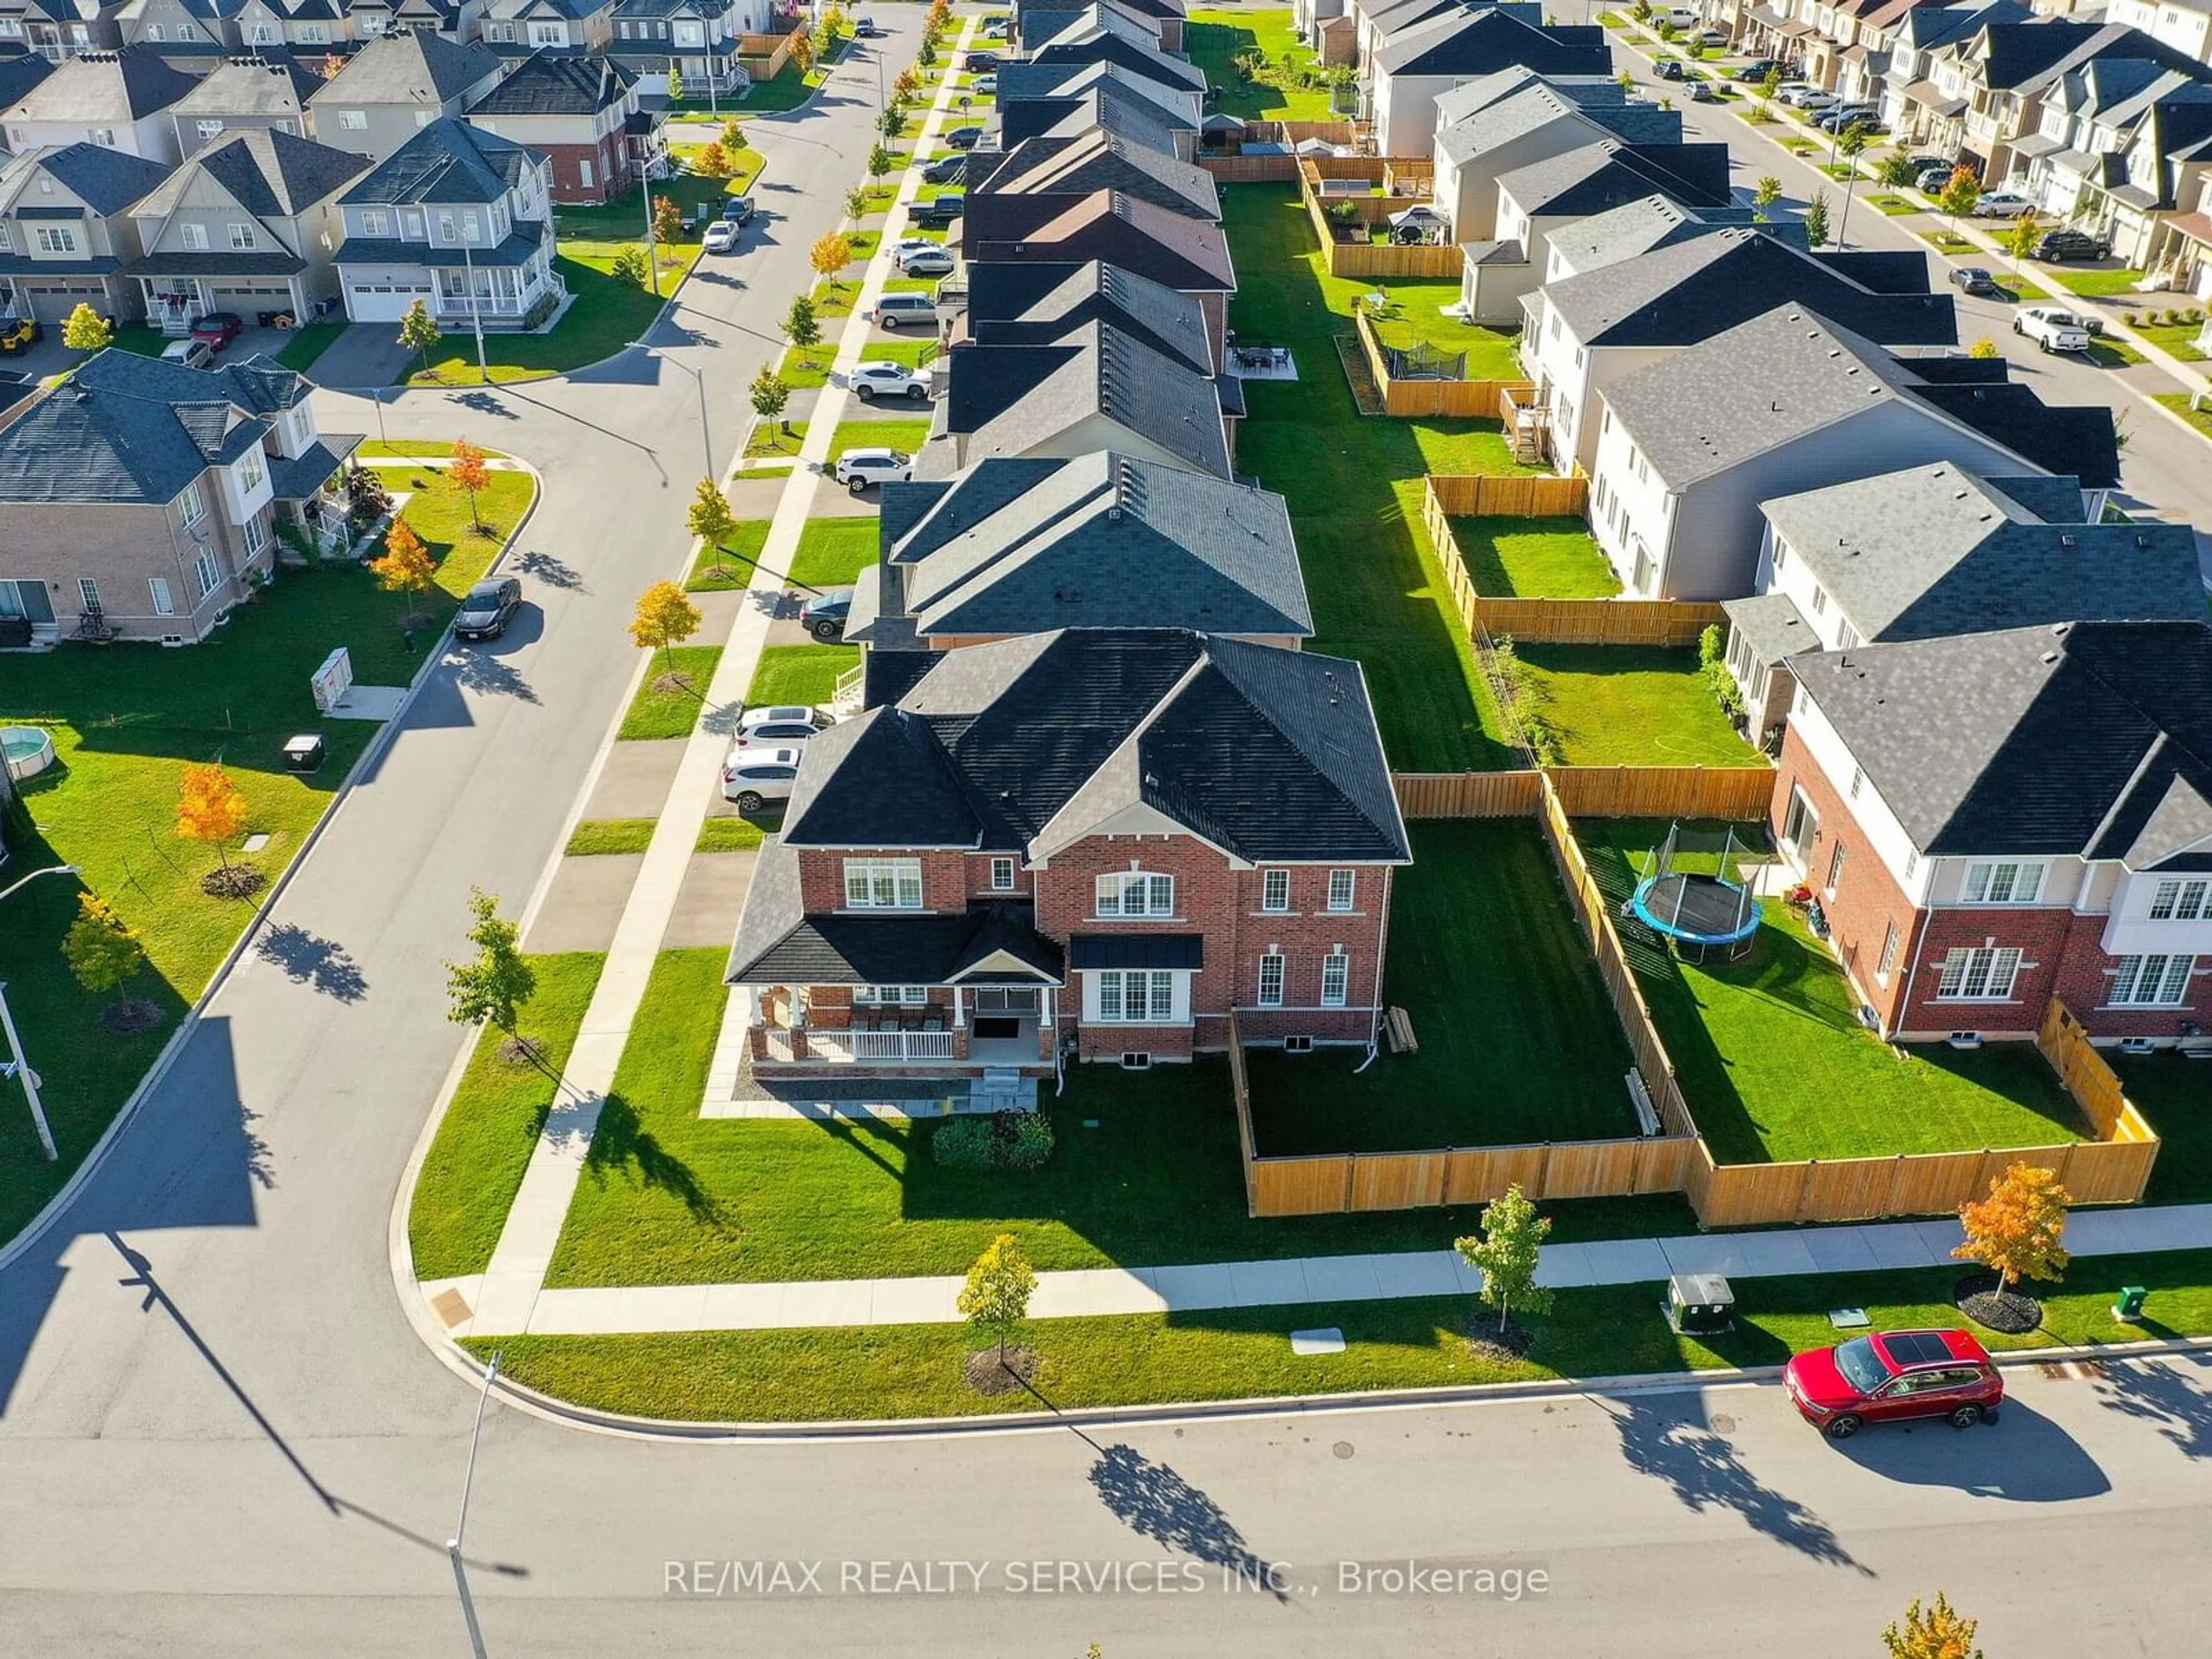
top-left (1621, 824), bottom-right (1764, 961)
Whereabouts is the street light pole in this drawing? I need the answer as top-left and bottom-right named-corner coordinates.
top-left (448, 1348), bottom-right (502, 1659)
top-left (461, 240), bottom-right (488, 384)
top-left (658, 354), bottom-right (712, 480)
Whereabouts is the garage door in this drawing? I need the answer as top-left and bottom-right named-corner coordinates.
top-left (23, 281), bottom-right (108, 322)
top-left (209, 283), bottom-right (293, 315)
top-left (345, 278), bottom-right (431, 323)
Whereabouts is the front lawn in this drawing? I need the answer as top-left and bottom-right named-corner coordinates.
top-left (2153, 391), bottom-right (2212, 444)
top-left (406, 241), bottom-right (699, 385)
top-left (787, 518), bottom-right (879, 589)
top-left (744, 419), bottom-right (807, 457)
top-left (2128, 319), bottom-right (2207, 361)
top-left (1451, 516), bottom-right (1620, 597)
top-left (667, 142), bottom-right (766, 199)
top-left (275, 323), bottom-right (347, 373)
top-left (746, 643), bottom-right (855, 706)
top-left (686, 520), bottom-right (771, 591)
top-left (2047, 265), bottom-right (2152, 298)
top-left (1580, 821), bottom-right (2092, 1165)
top-left (1226, 186), bottom-right (1544, 771)
top-left (828, 418), bottom-right (929, 459)
top-left (477, 1247), bottom-right (2212, 1422)
top-left (1246, 821), bottom-right (1637, 1155)
top-left (695, 815), bottom-right (771, 852)
top-left (1514, 645), bottom-right (1763, 768)
top-left (565, 819), bottom-right (657, 856)
top-left (618, 645), bottom-right (722, 740)
top-left (408, 953), bottom-right (607, 1279)
top-left (361, 455), bottom-right (535, 599)
top-left (780, 337), bottom-right (935, 390)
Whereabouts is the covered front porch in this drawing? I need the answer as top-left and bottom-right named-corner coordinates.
top-left (747, 983), bottom-right (1056, 1071)
top-left (136, 257), bottom-right (323, 337)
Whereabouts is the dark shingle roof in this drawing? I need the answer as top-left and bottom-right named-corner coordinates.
top-left (971, 130), bottom-right (1218, 220)
top-left (1029, 21), bottom-right (1207, 91)
top-left (777, 630), bottom-right (1409, 867)
top-left (0, 54), bottom-right (54, 113)
top-left (1789, 620), bottom-right (2212, 863)
top-left (340, 116), bottom-right (537, 206)
top-left (1373, 9), bottom-right (1609, 79)
top-left (960, 259), bottom-right (1213, 374)
top-left (2, 142), bottom-right (175, 216)
top-left (961, 188), bottom-right (1234, 290)
top-left (134, 127), bottom-right (369, 221)
top-left (1496, 139), bottom-right (1733, 219)
top-left (467, 51), bottom-right (635, 117)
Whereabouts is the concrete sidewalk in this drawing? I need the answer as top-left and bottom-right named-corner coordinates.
top-left (431, 1200), bottom-right (2212, 1338)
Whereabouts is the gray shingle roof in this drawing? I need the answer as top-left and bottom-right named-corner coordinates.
top-left (962, 188), bottom-right (1234, 290)
top-left (171, 56), bottom-right (320, 120)
top-left (134, 127), bottom-right (369, 222)
top-left (1373, 9), bottom-right (1609, 79)
top-left (4, 49), bottom-right (198, 123)
top-left (1030, 18), bottom-right (1207, 91)
top-left (339, 116), bottom-right (536, 206)
top-left (308, 29), bottom-right (501, 107)
top-left (1789, 620), bottom-right (2212, 863)
top-left (1497, 139), bottom-right (1736, 221)
top-left (1761, 464), bottom-right (2203, 642)
top-left (972, 130), bottom-right (1218, 220)
top-left (1721, 592), bottom-right (1815, 665)
top-left (1, 141), bottom-right (174, 217)
top-left (861, 452), bottom-right (1309, 643)
top-left (1540, 192), bottom-right (1709, 272)
top-left (777, 629), bottom-right (1410, 867)
top-left (334, 217), bottom-right (546, 268)
top-left (959, 259), bottom-right (1214, 374)
top-left (941, 321), bottom-right (1231, 477)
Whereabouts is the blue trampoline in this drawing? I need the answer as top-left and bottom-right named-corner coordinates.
top-left (1622, 824), bottom-right (1763, 960)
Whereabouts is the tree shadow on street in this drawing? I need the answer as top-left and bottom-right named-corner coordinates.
top-left (254, 922), bottom-right (368, 1003)
top-left (1086, 1442), bottom-right (1287, 1598)
top-left (2092, 1351), bottom-right (2212, 1461)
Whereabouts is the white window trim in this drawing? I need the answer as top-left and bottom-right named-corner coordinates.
top-left (843, 857), bottom-right (924, 911)
top-left (1934, 945), bottom-right (2023, 1002)
top-left (1095, 870), bottom-right (1175, 918)
top-left (1960, 860), bottom-right (2046, 906)
top-left (1326, 869), bottom-right (1357, 912)
top-left (1256, 952), bottom-right (1285, 1007)
top-left (1320, 952), bottom-right (1350, 1008)
top-left (1261, 869), bottom-right (1291, 913)
top-left (988, 857), bottom-right (1016, 892)
top-left (853, 985), bottom-right (930, 1006)
top-left (1089, 968), bottom-right (1189, 1025)
top-left (2110, 954), bottom-right (2195, 1007)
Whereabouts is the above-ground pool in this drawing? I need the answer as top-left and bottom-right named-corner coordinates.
top-left (2, 725), bottom-right (56, 782)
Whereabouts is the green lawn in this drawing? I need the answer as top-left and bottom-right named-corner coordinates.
top-left (361, 457), bottom-right (535, 599)
top-left (2128, 319), bottom-right (2208, 361)
top-left (1246, 821), bottom-right (1636, 1154)
top-left (565, 819), bottom-right (657, 856)
top-left (2153, 392), bottom-right (2212, 444)
top-left (2120, 1052), bottom-right (2212, 1205)
top-left (779, 337), bottom-right (935, 390)
top-left (1360, 283), bottom-right (1524, 374)
top-left (476, 1247), bottom-right (2212, 1422)
top-left (618, 646), bottom-right (722, 740)
top-left (1516, 645), bottom-right (1764, 768)
top-left (1452, 516), bottom-right (1620, 597)
top-left (275, 323), bottom-right (347, 373)
top-left (1226, 185), bottom-right (1544, 770)
top-left (1580, 821), bottom-right (2091, 1165)
top-left (686, 520), bottom-right (771, 591)
top-left (828, 418), bottom-right (929, 459)
top-left (746, 643), bottom-right (855, 706)
top-left (1868, 194), bottom-right (1922, 217)
top-left (2047, 266), bottom-right (2152, 298)
top-left (667, 142), bottom-right (766, 200)
top-left (696, 815), bottom-right (771, 852)
top-left (406, 241), bottom-right (700, 386)
top-left (745, 419), bottom-right (807, 457)
top-left (787, 518), bottom-right (879, 589)
top-left (1186, 12), bottom-right (1339, 121)
top-left (408, 954), bottom-right (607, 1280)
top-left (544, 950), bottom-right (1685, 1290)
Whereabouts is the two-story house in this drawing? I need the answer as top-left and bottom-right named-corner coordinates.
top-left (466, 50), bottom-right (653, 203)
top-left (0, 139), bottom-right (169, 321)
top-left (953, 257), bottom-right (1223, 372)
top-left (1720, 462), bottom-right (2205, 740)
top-left (1024, 6), bottom-right (1207, 100)
top-left (1879, 0), bottom-right (2032, 153)
top-left (2015, 66), bottom-right (2212, 267)
top-left (332, 114), bottom-right (560, 327)
top-left (168, 55), bottom-right (321, 157)
top-left (0, 56), bottom-right (55, 148)
top-left (1, 46), bottom-right (197, 162)
top-left (1021, 0), bottom-right (1185, 55)
top-left (968, 130), bottom-right (1221, 222)
top-left (725, 628), bottom-right (1412, 1078)
top-left (130, 127), bottom-right (369, 333)
top-left (994, 59), bottom-right (1203, 158)
top-left (0, 346), bottom-right (361, 643)
top-left (608, 0), bottom-right (766, 102)
top-left (1771, 619), bottom-right (2212, 1047)
top-left (1365, 7), bottom-right (1610, 157)
top-left (116, 0), bottom-right (244, 56)
top-left (2106, 0), bottom-right (2212, 65)
top-left (232, 0), bottom-right (353, 57)
top-left (475, 0), bottom-right (615, 59)
top-left (0, 0), bottom-right (128, 66)
top-left (1586, 305), bottom-right (2119, 599)
top-left (306, 27), bottom-right (505, 162)
top-left (1429, 70), bottom-right (1682, 244)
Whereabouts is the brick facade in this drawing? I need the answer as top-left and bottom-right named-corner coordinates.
top-left (534, 133), bottom-right (630, 204)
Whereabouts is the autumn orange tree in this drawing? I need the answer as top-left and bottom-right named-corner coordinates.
top-left (1883, 1592), bottom-right (1982, 1659)
top-left (695, 141), bottom-right (733, 179)
top-left (652, 191), bottom-right (682, 253)
top-left (368, 520), bottom-right (437, 625)
top-left (176, 763), bottom-right (255, 896)
top-left (810, 230), bottom-right (854, 296)
top-left (448, 438), bottom-right (493, 534)
top-left (1955, 1162), bottom-right (2071, 1291)
top-left (628, 579), bottom-right (703, 680)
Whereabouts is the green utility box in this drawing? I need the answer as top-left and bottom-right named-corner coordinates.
top-left (2113, 1286), bottom-right (2148, 1323)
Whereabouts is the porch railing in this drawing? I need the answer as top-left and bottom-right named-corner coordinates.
top-left (806, 1029), bottom-right (957, 1063)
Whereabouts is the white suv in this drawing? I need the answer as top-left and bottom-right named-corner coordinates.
top-left (850, 360), bottom-right (933, 402)
top-left (2013, 305), bottom-right (2092, 353)
top-left (721, 745), bottom-right (802, 811)
top-left (835, 447), bottom-right (914, 491)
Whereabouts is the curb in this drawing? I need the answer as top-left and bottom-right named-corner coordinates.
top-left (428, 1323), bottom-right (2212, 1446)
top-left (0, 460), bottom-right (546, 1279)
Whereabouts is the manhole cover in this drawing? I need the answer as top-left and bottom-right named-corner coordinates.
top-left (1709, 1414), bottom-right (1736, 1435)
top-left (1331, 1441), bottom-right (1355, 1460)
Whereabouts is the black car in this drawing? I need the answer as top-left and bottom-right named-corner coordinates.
top-left (911, 192), bottom-right (964, 227)
top-left (799, 588), bottom-right (853, 642)
top-left (942, 124), bottom-right (984, 151)
top-left (963, 50), bottom-right (999, 71)
top-left (1948, 266), bottom-right (1999, 296)
top-left (1735, 59), bottom-right (1794, 81)
top-left (1656, 58), bottom-right (1685, 80)
top-left (721, 195), bottom-right (756, 225)
top-left (455, 576), bottom-right (522, 641)
top-left (921, 152), bottom-right (967, 184)
top-left (2035, 227), bottom-right (2113, 263)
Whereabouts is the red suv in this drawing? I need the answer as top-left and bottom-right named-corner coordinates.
top-left (1782, 1329), bottom-right (2002, 1440)
top-left (190, 312), bottom-right (244, 349)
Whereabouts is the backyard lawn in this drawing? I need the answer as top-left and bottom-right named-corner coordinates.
top-left (1580, 821), bottom-right (2092, 1165)
top-left (408, 953), bottom-right (607, 1279)
top-left (1245, 821), bottom-right (1637, 1154)
top-left (1450, 516), bottom-right (1620, 597)
top-left (1185, 12), bottom-right (1338, 121)
top-left (618, 645), bottom-right (721, 740)
top-left (747, 643), bottom-right (855, 706)
top-left (1226, 186), bottom-right (1543, 770)
top-left (544, 950), bottom-right (1687, 1291)
top-left (1359, 282), bottom-right (1523, 374)
top-left (1516, 645), bottom-right (1764, 768)
top-left (2120, 1052), bottom-right (2212, 1205)
top-left (787, 518), bottom-right (879, 589)
top-left (478, 1247), bottom-right (2212, 1422)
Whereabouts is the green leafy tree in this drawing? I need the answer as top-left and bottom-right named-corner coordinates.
top-left (876, 104), bottom-right (904, 141)
top-left (1938, 167), bottom-right (1982, 231)
top-left (783, 292), bottom-right (820, 350)
top-left (1836, 120), bottom-right (1874, 165)
top-left (1758, 66), bottom-right (1782, 114)
top-left (665, 63), bottom-right (684, 104)
top-left (1805, 189), bottom-right (1831, 248)
top-left (1751, 176), bottom-right (1783, 221)
top-left (63, 893), bottom-right (145, 1004)
top-left (445, 888), bottom-right (537, 1040)
top-left (1877, 152), bottom-right (1921, 187)
top-left (844, 184), bottom-right (870, 220)
top-left (721, 116), bottom-right (744, 151)
top-left (612, 244), bottom-right (652, 287)
top-left (1955, 1163), bottom-right (2071, 1290)
top-left (867, 142), bottom-right (895, 183)
top-left (62, 302), bottom-right (112, 353)
top-left (749, 363), bottom-right (791, 436)
top-left (397, 299), bottom-right (441, 377)
top-left (959, 1232), bottom-right (1037, 1370)
top-left (1883, 1592), bottom-right (1982, 1659)
top-left (1454, 1184), bottom-right (1551, 1335)
top-left (688, 478), bottom-right (738, 577)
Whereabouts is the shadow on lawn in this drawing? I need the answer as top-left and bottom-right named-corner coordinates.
top-left (582, 1093), bottom-right (732, 1230)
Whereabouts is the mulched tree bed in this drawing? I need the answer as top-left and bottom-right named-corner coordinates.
top-left (1466, 1313), bottom-right (1535, 1365)
top-left (963, 1346), bottom-right (1037, 1396)
top-left (99, 998), bottom-right (163, 1035)
top-left (1953, 1271), bottom-right (2044, 1334)
top-left (201, 865), bottom-right (266, 900)
top-left (651, 672), bottom-right (700, 696)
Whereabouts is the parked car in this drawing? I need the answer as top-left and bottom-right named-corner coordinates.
top-left (1917, 164), bottom-right (1961, 193)
top-left (942, 124), bottom-right (984, 151)
top-left (853, 15), bottom-right (882, 36)
top-left (1948, 265), bottom-right (1999, 296)
top-left (1656, 58), bottom-right (1686, 81)
top-left (798, 587), bottom-right (855, 640)
top-left (1685, 80), bottom-right (1717, 102)
top-left (1782, 1330), bottom-right (2002, 1440)
top-left (963, 50), bottom-right (999, 71)
top-left (1815, 107), bottom-right (1883, 133)
top-left (0, 316), bottom-right (41, 355)
top-left (2014, 304), bottom-right (2094, 352)
top-left (850, 359), bottom-right (933, 401)
top-left (1971, 191), bottom-right (2036, 218)
top-left (910, 193), bottom-right (964, 228)
top-left (721, 746), bottom-right (802, 812)
top-left (1653, 6), bottom-right (1698, 26)
top-left (702, 219), bottom-right (742, 254)
top-left (834, 449), bottom-right (912, 494)
top-left (1736, 59), bottom-right (1795, 81)
top-left (2034, 226), bottom-right (2113, 263)
top-left (895, 244), bottom-right (956, 277)
top-left (983, 13), bottom-right (1010, 37)
top-left (1692, 27), bottom-right (1728, 47)
top-left (921, 152), bottom-right (967, 185)
top-left (974, 74), bottom-right (997, 96)
top-left (1782, 86), bottom-right (1840, 110)
top-left (454, 576), bottom-right (522, 641)
top-left (868, 293), bottom-right (938, 330)
top-left (160, 338), bottom-right (217, 369)
top-left (732, 704), bottom-right (836, 748)
top-left (886, 234), bottom-right (944, 262)
top-left (190, 312), bottom-right (244, 349)
top-left (721, 195), bottom-right (756, 226)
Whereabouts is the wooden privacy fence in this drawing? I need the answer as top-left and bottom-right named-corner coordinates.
top-left (1348, 313), bottom-right (1522, 415)
top-left (1331, 240), bottom-right (1467, 282)
top-left (1247, 1135), bottom-right (1702, 1218)
top-left (736, 26), bottom-right (802, 81)
top-left (1429, 471), bottom-right (1587, 516)
top-left (1202, 153), bottom-right (1300, 183)
top-left (1423, 478), bottom-right (1728, 646)
top-left (1391, 767), bottom-right (1777, 823)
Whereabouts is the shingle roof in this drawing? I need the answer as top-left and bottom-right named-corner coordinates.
top-left (308, 28), bottom-right (501, 107)
top-left (777, 630), bottom-right (1410, 867)
top-left (339, 116), bottom-right (536, 206)
top-left (334, 218), bottom-right (547, 268)
top-left (3, 49), bottom-right (198, 123)
top-left (1373, 9), bottom-right (1609, 79)
top-left (959, 259), bottom-right (1214, 373)
top-left (133, 128), bottom-right (369, 222)
top-left (971, 130), bottom-right (1218, 219)
top-left (1, 142), bottom-right (174, 217)
top-left (0, 54), bottom-right (54, 114)
top-left (961, 188), bottom-right (1233, 290)
top-left (1438, 81), bottom-right (1681, 166)
top-left (1540, 192), bottom-right (1710, 272)
top-left (1762, 464), bottom-right (2202, 641)
top-left (1789, 620), bottom-right (2212, 863)
top-left (862, 452), bottom-right (1310, 642)
top-left (941, 322), bottom-right (1231, 477)
top-left (1495, 139), bottom-right (1734, 221)
top-left (171, 56), bottom-right (320, 120)
top-left (1029, 17), bottom-right (1207, 90)
top-left (994, 57), bottom-right (1198, 126)
top-left (467, 50), bottom-right (635, 116)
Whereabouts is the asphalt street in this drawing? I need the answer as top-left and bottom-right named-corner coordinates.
top-left (4, 16), bottom-right (2212, 1657)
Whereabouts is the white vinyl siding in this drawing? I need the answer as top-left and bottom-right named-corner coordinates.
top-left (843, 857), bottom-right (922, 910)
top-left (1935, 946), bottom-right (2022, 1002)
top-left (1095, 872), bottom-right (1173, 917)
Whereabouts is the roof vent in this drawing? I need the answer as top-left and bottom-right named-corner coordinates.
top-left (1105, 506), bottom-right (1122, 522)
top-left (2060, 533), bottom-right (2077, 547)
top-left (999, 788), bottom-right (1017, 804)
top-left (2051, 621), bottom-right (2071, 634)
top-left (2041, 651), bottom-right (2061, 664)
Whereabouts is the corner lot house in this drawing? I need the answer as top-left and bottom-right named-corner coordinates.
top-left (332, 116), bottom-right (562, 328)
top-left (0, 141), bottom-right (172, 324)
top-left (1772, 620), bottom-right (2212, 1047)
top-left (726, 628), bottom-right (1412, 1075)
top-left (465, 50), bottom-right (658, 206)
top-left (0, 348), bottom-right (359, 644)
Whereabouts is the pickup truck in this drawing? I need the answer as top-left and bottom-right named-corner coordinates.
top-left (2012, 305), bottom-right (2093, 353)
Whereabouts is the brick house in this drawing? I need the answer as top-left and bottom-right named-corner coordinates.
top-left (1770, 619), bottom-right (2212, 1049)
top-left (466, 50), bottom-right (657, 204)
top-left (725, 628), bottom-right (1411, 1079)
top-left (0, 346), bottom-right (360, 644)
